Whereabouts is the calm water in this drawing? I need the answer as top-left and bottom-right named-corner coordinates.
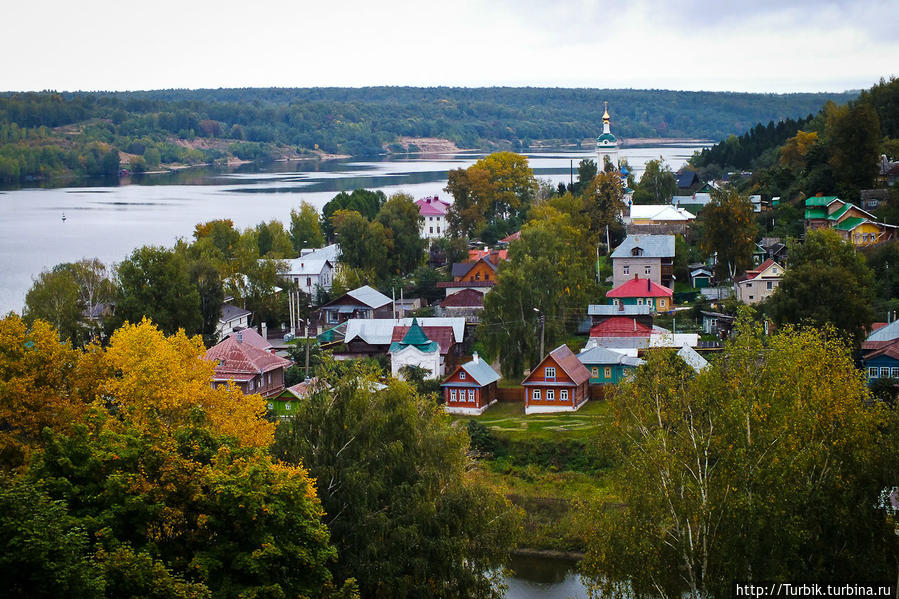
top-left (0, 145), bottom-right (705, 314)
top-left (504, 554), bottom-right (590, 599)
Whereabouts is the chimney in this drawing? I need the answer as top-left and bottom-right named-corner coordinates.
top-left (237, 331), bottom-right (243, 343)
top-left (472, 352), bottom-right (479, 364)
top-left (261, 322), bottom-right (267, 341)
top-left (647, 279), bottom-right (651, 292)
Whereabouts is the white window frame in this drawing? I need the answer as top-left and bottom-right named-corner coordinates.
top-left (560, 389), bottom-right (569, 401)
top-left (533, 389), bottom-right (541, 401)
top-left (459, 371), bottom-right (466, 380)
top-left (881, 367), bottom-right (891, 378)
top-left (285, 402), bottom-right (291, 411)
top-left (468, 389), bottom-right (475, 402)
top-left (545, 367), bottom-right (556, 379)
top-left (892, 367), bottom-right (899, 379)
top-left (547, 389), bottom-right (555, 401)
top-left (450, 389), bottom-right (457, 401)
top-left (623, 265), bottom-right (630, 275)
top-left (644, 265), bottom-right (651, 275)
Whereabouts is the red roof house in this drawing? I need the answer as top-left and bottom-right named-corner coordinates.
top-left (588, 316), bottom-right (654, 338)
top-left (521, 345), bottom-right (591, 414)
top-left (205, 331), bottom-right (292, 398)
top-left (606, 276), bottom-right (673, 312)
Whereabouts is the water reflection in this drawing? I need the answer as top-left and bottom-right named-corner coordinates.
top-left (504, 554), bottom-right (589, 599)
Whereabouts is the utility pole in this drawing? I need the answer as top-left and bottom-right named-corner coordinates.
top-left (534, 307), bottom-right (545, 359)
top-left (305, 302), bottom-right (312, 380)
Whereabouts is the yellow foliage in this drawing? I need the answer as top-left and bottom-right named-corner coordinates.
top-left (102, 319), bottom-right (274, 447)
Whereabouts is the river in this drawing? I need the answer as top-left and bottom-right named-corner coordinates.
top-left (0, 145), bottom-right (706, 314)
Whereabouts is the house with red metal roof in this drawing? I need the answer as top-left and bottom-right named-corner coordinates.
top-left (441, 352), bottom-right (500, 415)
top-left (437, 288), bottom-right (485, 323)
top-left (606, 276), bottom-right (673, 312)
top-left (735, 259), bottom-right (783, 305)
top-left (205, 330), bottom-right (292, 398)
top-left (415, 195), bottom-right (450, 239)
top-left (521, 344), bottom-right (591, 414)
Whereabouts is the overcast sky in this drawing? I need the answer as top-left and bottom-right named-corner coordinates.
top-left (3, 0), bottom-right (896, 93)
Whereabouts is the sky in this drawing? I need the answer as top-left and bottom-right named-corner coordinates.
top-left (3, 0), bottom-right (897, 93)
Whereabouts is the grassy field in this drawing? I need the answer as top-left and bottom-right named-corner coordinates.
top-left (456, 399), bottom-right (619, 552)
top-left (453, 398), bottom-right (612, 440)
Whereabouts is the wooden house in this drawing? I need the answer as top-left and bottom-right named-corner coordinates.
top-left (205, 331), bottom-right (292, 398)
top-left (389, 318), bottom-right (442, 380)
top-left (577, 344), bottom-right (643, 384)
top-left (735, 259), bottom-right (783, 305)
top-left (521, 345), bottom-right (591, 414)
top-left (607, 276), bottom-right (674, 312)
top-left (437, 254), bottom-right (503, 297)
top-left (316, 285), bottom-right (393, 327)
top-left (441, 353), bottom-right (500, 415)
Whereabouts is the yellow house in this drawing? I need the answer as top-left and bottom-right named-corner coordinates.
top-left (834, 217), bottom-right (898, 247)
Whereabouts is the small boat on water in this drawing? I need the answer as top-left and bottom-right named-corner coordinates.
top-left (61, 213), bottom-right (66, 222)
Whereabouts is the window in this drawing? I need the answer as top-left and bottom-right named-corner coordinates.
top-left (766, 281), bottom-right (773, 290)
top-left (637, 298), bottom-right (644, 305)
top-left (644, 265), bottom-right (651, 275)
top-left (267, 403), bottom-right (274, 410)
top-left (623, 265), bottom-right (630, 275)
top-left (604, 367), bottom-right (612, 379)
top-left (307, 277), bottom-right (312, 287)
top-left (485, 273), bottom-right (489, 280)
top-left (533, 389), bottom-right (541, 401)
top-left (881, 367), bottom-right (891, 378)
top-left (437, 227), bottom-right (441, 234)
top-left (327, 310), bottom-right (338, 324)
top-left (450, 389), bottom-right (457, 401)
top-left (547, 389), bottom-right (555, 401)
top-left (772, 268), bottom-right (778, 274)
top-left (429, 216), bottom-right (433, 221)
top-left (285, 402), bottom-right (291, 410)
top-left (591, 367), bottom-right (599, 378)
top-left (475, 273), bottom-right (481, 281)
top-left (560, 389), bottom-right (569, 401)
top-left (545, 367), bottom-right (556, 378)
top-left (248, 378), bottom-right (255, 391)
top-left (892, 367), bottom-right (899, 378)
top-left (429, 227), bottom-right (434, 234)
top-left (612, 299), bottom-right (620, 306)
top-left (659, 299), bottom-right (666, 308)
top-left (748, 295), bottom-right (754, 301)
top-left (459, 371), bottom-right (466, 380)
top-left (468, 389), bottom-right (475, 402)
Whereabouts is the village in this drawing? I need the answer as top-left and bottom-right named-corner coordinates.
top-left (203, 104), bottom-right (899, 423)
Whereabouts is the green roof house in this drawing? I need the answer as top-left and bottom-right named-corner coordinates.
top-left (389, 318), bottom-right (442, 380)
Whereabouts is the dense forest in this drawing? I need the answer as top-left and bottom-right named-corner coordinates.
top-left (0, 86), bottom-right (857, 185)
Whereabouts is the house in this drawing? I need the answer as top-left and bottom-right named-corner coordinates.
top-left (577, 342), bottom-right (643, 384)
top-left (441, 353), bottom-right (500, 415)
top-left (627, 205), bottom-right (695, 235)
top-left (316, 285), bottom-right (393, 327)
top-left (267, 379), bottom-right (318, 418)
top-left (389, 318), bottom-right (442, 380)
top-left (224, 326), bottom-right (273, 352)
top-left (281, 255), bottom-right (334, 297)
top-left (521, 344), bottom-right (591, 414)
top-left (804, 195), bottom-right (844, 230)
top-left (589, 316), bottom-right (655, 339)
top-left (607, 276), bottom-right (674, 312)
top-left (318, 317), bottom-right (466, 362)
top-left (701, 310), bottom-right (735, 338)
top-left (803, 195), bottom-right (897, 246)
top-left (690, 266), bottom-right (713, 289)
top-left (610, 235), bottom-right (675, 288)
top-left (735, 259), bottom-right (783, 305)
top-left (395, 298), bottom-right (423, 318)
top-left (758, 237), bottom-right (788, 264)
top-left (676, 170), bottom-right (701, 191)
top-left (863, 339), bottom-right (899, 384)
top-left (437, 254), bottom-right (502, 297)
top-left (587, 303), bottom-right (653, 324)
top-left (205, 330), bottom-right (292, 398)
top-left (216, 303), bottom-right (252, 341)
top-left (436, 288), bottom-right (485, 323)
top-left (415, 196), bottom-right (450, 239)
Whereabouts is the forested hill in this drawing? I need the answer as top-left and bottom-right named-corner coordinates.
top-left (0, 86), bottom-right (858, 185)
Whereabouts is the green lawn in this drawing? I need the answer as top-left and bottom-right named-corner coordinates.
top-left (454, 399), bottom-right (612, 441)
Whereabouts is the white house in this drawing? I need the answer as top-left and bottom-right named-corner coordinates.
top-left (389, 318), bottom-right (442, 379)
top-left (415, 196), bottom-right (450, 239)
top-left (216, 303), bottom-right (252, 341)
top-left (280, 244), bottom-right (340, 296)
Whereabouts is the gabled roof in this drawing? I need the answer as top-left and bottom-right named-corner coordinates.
top-left (220, 303), bottom-right (252, 324)
top-left (443, 355), bottom-right (500, 387)
top-left (578, 345), bottom-right (644, 367)
top-left (741, 259), bottom-right (783, 282)
top-left (299, 243), bottom-right (340, 263)
top-left (587, 304), bottom-right (653, 317)
top-left (206, 335), bottom-right (291, 380)
top-left (415, 196), bottom-right (450, 216)
top-left (466, 250), bottom-right (507, 264)
top-left (390, 324), bottom-right (454, 354)
top-left (440, 288), bottom-right (485, 308)
top-left (833, 217), bottom-right (868, 231)
top-left (607, 277), bottom-right (673, 298)
top-left (677, 345), bottom-right (709, 372)
top-left (611, 235), bottom-right (675, 259)
top-left (629, 205), bottom-right (695, 222)
top-left (500, 231), bottom-right (521, 243)
top-left (676, 171), bottom-right (700, 188)
top-left (225, 327), bottom-right (272, 352)
top-left (863, 338), bottom-right (899, 362)
top-left (589, 317), bottom-right (653, 338)
top-left (804, 195), bottom-right (841, 207)
top-left (341, 317), bottom-right (466, 347)
top-left (523, 344), bottom-right (591, 386)
top-left (346, 285), bottom-right (392, 309)
top-left (281, 257), bottom-right (332, 276)
top-left (867, 320), bottom-right (899, 343)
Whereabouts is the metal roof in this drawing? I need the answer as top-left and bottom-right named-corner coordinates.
top-left (587, 304), bottom-right (652, 317)
top-left (346, 285), bottom-right (392, 309)
top-left (220, 303), bottom-right (252, 324)
top-left (677, 345), bottom-right (709, 372)
top-left (804, 195), bottom-right (841, 207)
top-left (344, 317), bottom-right (466, 346)
top-left (578, 345), bottom-right (644, 367)
top-left (629, 205), bottom-right (695, 222)
top-left (868, 320), bottom-right (899, 342)
top-left (611, 235), bottom-right (675, 259)
top-left (833, 217), bottom-right (867, 231)
top-left (280, 257), bottom-right (332, 276)
top-left (443, 355), bottom-right (500, 387)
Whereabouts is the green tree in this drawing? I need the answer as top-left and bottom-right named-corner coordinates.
top-left (192, 219), bottom-right (240, 261)
top-left (767, 229), bottom-right (875, 344)
top-left (186, 257), bottom-right (223, 344)
top-left (321, 189), bottom-right (386, 239)
top-left (698, 187), bottom-right (757, 280)
top-left (632, 158), bottom-right (676, 205)
top-left (272, 362), bottom-right (519, 599)
top-left (255, 219), bottom-right (294, 258)
top-left (290, 201), bottom-right (326, 254)
top-left (376, 192), bottom-right (426, 275)
top-left (828, 103), bottom-right (881, 198)
top-left (23, 267), bottom-right (84, 344)
top-left (113, 246), bottom-right (202, 335)
top-left (479, 206), bottom-right (598, 378)
top-left (583, 321), bottom-right (899, 598)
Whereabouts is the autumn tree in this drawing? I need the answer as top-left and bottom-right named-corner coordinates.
top-left (273, 362), bottom-right (518, 598)
top-left (23, 266), bottom-right (84, 344)
top-left (632, 157), bottom-right (676, 205)
top-left (290, 200), bottom-right (326, 253)
top-left (192, 219), bottom-right (240, 261)
top-left (583, 320), bottom-right (899, 597)
top-left (767, 228), bottom-right (875, 344)
top-left (479, 206), bottom-right (599, 378)
top-left (779, 129), bottom-right (819, 170)
top-left (698, 187), bottom-right (757, 280)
